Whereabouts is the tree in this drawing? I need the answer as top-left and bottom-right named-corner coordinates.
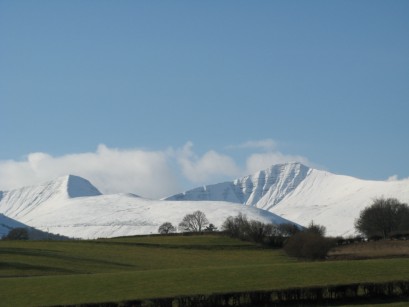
top-left (222, 213), bottom-right (250, 240)
top-left (277, 223), bottom-right (301, 237)
top-left (307, 221), bottom-right (326, 236)
top-left (178, 211), bottom-right (209, 232)
top-left (158, 222), bottom-right (176, 234)
top-left (355, 198), bottom-right (409, 239)
top-left (222, 213), bottom-right (278, 244)
top-left (204, 223), bottom-right (217, 232)
top-left (247, 220), bottom-right (275, 243)
top-left (3, 227), bottom-right (29, 240)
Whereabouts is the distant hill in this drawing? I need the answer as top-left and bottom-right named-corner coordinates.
top-left (165, 162), bottom-right (409, 237)
top-left (2, 163), bottom-right (408, 239)
top-left (0, 175), bottom-right (294, 239)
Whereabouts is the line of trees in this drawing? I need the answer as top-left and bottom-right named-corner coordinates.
top-left (158, 210), bottom-right (217, 234)
top-left (157, 211), bottom-right (333, 259)
top-left (222, 213), bottom-right (287, 246)
top-left (156, 197), bottom-right (409, 259)
top-left (221, 213), bottom-right (332, 259)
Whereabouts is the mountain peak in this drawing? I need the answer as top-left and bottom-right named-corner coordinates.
top-left (165, 162), bottom-right (312, 206)
top-left (62, 175), bottom-right (102, 198)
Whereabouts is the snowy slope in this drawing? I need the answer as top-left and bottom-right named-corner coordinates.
top-left (0, 175), bottom-right (101, 222)
top-left (165, 163), bottom-right (310, 208)
top-left (0, 176), bottom-right (294, 239)
top-left (165, 163), bottom-right (409, 237)
top-left (271, 168), bottom-right (409, 237)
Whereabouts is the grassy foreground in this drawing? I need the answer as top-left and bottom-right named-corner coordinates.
top-left (1, 235), bottom-right (409, 306)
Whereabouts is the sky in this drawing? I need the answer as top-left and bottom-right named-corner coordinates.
top-left (0, 1), bottom-right (408, 199)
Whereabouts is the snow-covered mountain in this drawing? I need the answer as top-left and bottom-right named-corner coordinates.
top-left (165, 163), bottom-right (409, 237)
top-left (2, 163), bottom-right (408, 239)
top-left (165, 163), bottom-right (310, 209)
top-left (0, 175), bottom-right (294, 239)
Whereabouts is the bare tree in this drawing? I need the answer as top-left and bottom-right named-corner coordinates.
top-left (178, 210), bottom-right (209, 232)
top-left (158, 222), bottom-right (176, 234)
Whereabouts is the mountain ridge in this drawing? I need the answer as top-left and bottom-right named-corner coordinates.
top-left (165, 162), bottom-right (312, 207)
top-left (1, 163), bottom-right (408, 238)
top-left (0, 175), bottom-right (295, 239)
top-left (165, 162), bottom-right (409, 236)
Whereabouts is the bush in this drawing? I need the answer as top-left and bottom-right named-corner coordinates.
top-left (283, 226), bottom-right (335, 260)
top-left (3, 227), bottom-right (29, 240)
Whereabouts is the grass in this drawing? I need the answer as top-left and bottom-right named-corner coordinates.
top-left (1, 235), bottom-right (409, 306)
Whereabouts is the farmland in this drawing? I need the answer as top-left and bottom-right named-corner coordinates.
top-left (1, 234), bottom-right (409, 306)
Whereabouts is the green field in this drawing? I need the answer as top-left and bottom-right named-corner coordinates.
top-left (1, 234), bottom-right (409, 306)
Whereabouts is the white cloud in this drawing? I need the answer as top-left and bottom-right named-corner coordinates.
top-left (176, 142), bottom-right (240, 183)
top-left (0, 145), bottom-right (181, 199)
top-left (245, 151), bottom-right (312, 175)
top-left (226, 138), bottom-right (314, 175)
top-left (0, 140), bottom-right (314, 199)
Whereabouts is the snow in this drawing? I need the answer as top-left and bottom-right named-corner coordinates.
top-left (271, 169), bottom-right (409, 237)
top-left (2, 163), bottom-right (408, 239)
top-left (165, 163), bottom-right (409, 237)
top-left (164, 163), bottom-right (310, 207)
top-left (0, 176), bottom-right (294, 239)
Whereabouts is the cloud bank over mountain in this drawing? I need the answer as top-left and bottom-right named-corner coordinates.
top-left (0, 140), bottom-right (314, 199)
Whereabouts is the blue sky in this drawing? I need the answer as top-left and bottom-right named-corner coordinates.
top-left (0, 1), bottom-right (408, 198)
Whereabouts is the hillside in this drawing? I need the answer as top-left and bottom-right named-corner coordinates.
top-left (165, 162), bottom-right (409, 236)
top-left (0, 175), bottom-right (294, 239)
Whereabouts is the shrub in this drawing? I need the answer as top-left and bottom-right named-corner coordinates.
top-left (283, 226), bottom-right (335, 260)
top-left (3, 227), bottom-right (29, 240)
